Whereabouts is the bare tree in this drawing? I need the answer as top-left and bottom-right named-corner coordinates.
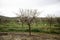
top-left (46, 14), bottom-right (55, 33)
top-left (16, 9), bottom-right (40, 36)
top-left (54, 17), bottom-right (60, 27)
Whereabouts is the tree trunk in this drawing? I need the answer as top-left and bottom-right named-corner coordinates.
top-left (28, 24), bottom-right (31, 36)
top-left (49, 18), bottom-right (52, 33)
top-left (22, 22), bottom-right (23, 27)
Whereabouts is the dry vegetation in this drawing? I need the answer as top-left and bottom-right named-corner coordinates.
top-left (0, 32), bottom-right (60, 40)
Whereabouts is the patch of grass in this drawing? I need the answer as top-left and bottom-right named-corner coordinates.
top-left (0, 21), bottom-right (60, 34)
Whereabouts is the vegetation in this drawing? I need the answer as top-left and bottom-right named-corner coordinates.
top-left (15, 9), bottom-right (41, 35)
top-left (0, 9), bottom-right (60, 35)
top-left (0, 15), bottom-right (60, 34)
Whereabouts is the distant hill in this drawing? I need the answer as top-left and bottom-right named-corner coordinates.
top-left (0, 15), bottom-right (60, 23)
top-left (0, 15), bottom-right (18, 20)
top-left (0, 15), bottom-right (18, 23)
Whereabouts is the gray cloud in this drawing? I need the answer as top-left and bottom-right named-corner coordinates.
top-left (0, 0), bottom-right (60, 17)
top-left (37, 0), bottom-right (60, 6)
top-left (54, 11), bottom-right (60, 17)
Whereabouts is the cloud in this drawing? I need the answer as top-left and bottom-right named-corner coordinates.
top-left (37, 0), bottom-right (60, 6)
top-left (0, 0), bottom-right (60, 8)
top-left (0, 0), bottom-right (60, 17)
top-left (39, 3), bottom-right (60, 17)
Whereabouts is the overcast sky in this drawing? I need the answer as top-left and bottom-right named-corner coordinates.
top-left (0, 0), bottom-right (60, 17)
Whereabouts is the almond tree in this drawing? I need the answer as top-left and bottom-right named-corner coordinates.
top-left (46, 14), bottom-right (55, 33)
top-left (16, 9), bottom-right (40, 36)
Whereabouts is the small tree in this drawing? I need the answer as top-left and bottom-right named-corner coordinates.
top-left (54, 17), bottom-right (60, 27)
top-left (47, 16), bottom-right (53, 27)
top-left (16, 9), bottom-right (40, 36)
top-left (46, 14), bottom-right (55, 33)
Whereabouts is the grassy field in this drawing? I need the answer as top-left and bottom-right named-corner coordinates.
top-left (0, 16), bottom-right (60, 40)
top-left (0, 20), bottom-right (60, 34)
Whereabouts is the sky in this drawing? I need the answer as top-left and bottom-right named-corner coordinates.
top-left (0, 0), bottom-right (60, 17)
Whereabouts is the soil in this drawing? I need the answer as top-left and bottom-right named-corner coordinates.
top-left (0, 32), bottom-right (60, 40)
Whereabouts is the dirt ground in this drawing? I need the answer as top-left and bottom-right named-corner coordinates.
top-left (0, 32), bottom-right (60, 40)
